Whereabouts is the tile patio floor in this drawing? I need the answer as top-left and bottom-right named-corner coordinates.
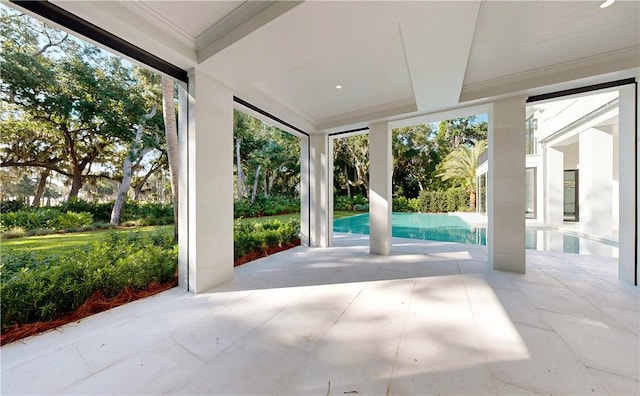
top-left (1, 234), bottom-right (638, 395)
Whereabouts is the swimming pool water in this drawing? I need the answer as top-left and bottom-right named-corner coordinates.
top-left (333, 213), bottom-right (618, 257)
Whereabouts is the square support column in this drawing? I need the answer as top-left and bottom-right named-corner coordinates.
top-left (186, 71), bottom-right (234, 293)
top-left (488, 97), bottom-right (526, 273)
top-left (579, 128), bottom-right (613, 235)
top-left (300, 136), bottom-right (310, 246)
top-left (619, 82), bottom-right (638, 284)
top-left (177, 83), bottom-right (189, 289)
top-left (369, 122), bottom-right (392, 256)
top-left (545, 146), bottom-right (564, 226)
top-left (310, 133), bottom-right (330, 247)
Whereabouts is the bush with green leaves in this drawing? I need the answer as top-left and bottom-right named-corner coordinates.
top-left (0, 209), bottom-right (93, 232)
top-left (0, 228), bottom-right (177, 327)
top-left (234, 196), bottom-right (299, 218)
top-left (234, 219), bottom-right (300, 260)
top-left (0, 200), bottom-right (26, 213)
top-left (333, 195), bottom-right (368, 211)
top-left (415, 187), bottom-right (469, 213)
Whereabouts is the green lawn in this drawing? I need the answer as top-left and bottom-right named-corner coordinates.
top-left (1, 211), bottom-right (364, 256)
top-left (1, 226), bottom-right (173, 256)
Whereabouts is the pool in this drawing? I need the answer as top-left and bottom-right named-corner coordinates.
top-left (333, 213), bottom-right (618, 257)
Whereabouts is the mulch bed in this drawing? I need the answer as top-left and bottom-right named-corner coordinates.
top-left (1, 242), bottom-right (302, 346)
top-left (0, 275), bottom-right (178, 346)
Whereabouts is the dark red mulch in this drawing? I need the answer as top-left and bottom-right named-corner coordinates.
top-left (234, 239), bottom-right (301, 267)
top-left (2, 241), bottom-right (301, 345)
top-left (0, 274), bottom-right (178, 346)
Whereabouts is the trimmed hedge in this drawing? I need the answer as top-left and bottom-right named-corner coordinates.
top-left (334, 188), bottom-right (470, 213)
top-left (234, 219), bottom-right (300, 260)
top-left (0, 228), bottom-right (177, 327)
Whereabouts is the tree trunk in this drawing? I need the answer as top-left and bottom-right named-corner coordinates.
top-left (68, 172), bottom-right (83, 200)
top-left (250, 164), bottom-right (262, 205)
top-left (236, 138), bottom-right (246, 199)
top-left (31, 169), bottom-right (50, 207)
top-left (162, 76), bottom-right (179, 241)
top-left (110, 106), bottom-right (156, 225)
top-left (469, 190), bottom-right (476, 210)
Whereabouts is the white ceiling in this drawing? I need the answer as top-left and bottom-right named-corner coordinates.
top-left (43, 1), bottom-right (640, 133)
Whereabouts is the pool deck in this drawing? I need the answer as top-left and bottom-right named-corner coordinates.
top-left (1, 233), bottom-right (637, 395)
top-left (453, 212), bottom-right (620, 245)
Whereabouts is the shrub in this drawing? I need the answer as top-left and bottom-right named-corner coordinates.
top-left (0, 209), bottom-right (93, 233)
top-left (0, 200), bottom-right (26, 213)
top-left (415, 187), bottom-right (469, 213)
top-left (52, 211), bottom-right (93, 230)
top-left (234, 196), bottom-right (299, 219)
top-left (0, 228), bottom-right (177, 327)
top-left (334, 195), bottom-right (368, 211)
top-left (60, 199), bottom-right (112, 222)
top-left (353, 204), bottom-right (369, 212)
top-left (234, 219), bottom-right (300, 260)
top-left (393, 197), bottom-right (410, 212)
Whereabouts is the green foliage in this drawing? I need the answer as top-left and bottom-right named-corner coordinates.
top-left (333, 195), bottom-right (368, 211)
top-left (59, 198), bottom-right (112, 221)
top-left (234, 219), bottom-right (300, 260)
top-left (0, 228), bottom-right (177, 327)
top-left (414, 187), bottom-right (469, 213)
top-left (0, 200), bottom-right (26, 213)
top-left (234, 196), bottom-right (299, 218)
top-left (0, 208), bottom-right (93, 232)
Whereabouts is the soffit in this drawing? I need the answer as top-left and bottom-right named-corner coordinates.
top-left (461, 1), bottom-right (640, 101)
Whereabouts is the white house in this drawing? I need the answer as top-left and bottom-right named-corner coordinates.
top-left (477, 90), bottom-right (621, 242)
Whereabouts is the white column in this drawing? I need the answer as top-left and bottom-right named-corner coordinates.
top-left (618, 83), bottom-right (637, 284)
top-left (187, 70), bottom-right (234, 293)
top-left (579, 128), bottom-right (613, 235)
top-left (488, 96), bottom-right (526, 273)
top-left (545, 146), bottom-right (564, 226)
top-left (300, 136), bottom-right (310, 246)
top-left (310, 133), bottom-right (329, 247)
top-left (177, 83), bottom-right (189, 289)
top-left (369, 122), bottom-right (392, 256)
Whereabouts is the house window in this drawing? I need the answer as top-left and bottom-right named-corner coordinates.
top-left (525, 167), bottom-right (536, 219)
top-left (478, 173), bottom-right (487, 214)
top-left (564, 169), bottom-right (579, 222)
top-left (526, 116), bottom-right (537, 155)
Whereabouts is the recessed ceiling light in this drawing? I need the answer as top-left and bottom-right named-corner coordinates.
top-left (335, 84), bottom-right (342, 90)
top-left (600, 0), bottom-right (615, 8)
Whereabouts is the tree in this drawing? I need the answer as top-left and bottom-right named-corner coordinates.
top-left (333, 135), bottom-right (369, 198)
top-left (437, 140), bottom-right (487, 210)
top-left (392, 124), bottom-right (440, 198)
top-left (1, 8), bottom-right (147, 201)
top-left (161, 76), bottom-right (179, 239)
top-left (110, 104), bottom-right (158, 224)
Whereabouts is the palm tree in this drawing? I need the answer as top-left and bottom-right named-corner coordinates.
top-left (437, 140), bottom-right (487, 210)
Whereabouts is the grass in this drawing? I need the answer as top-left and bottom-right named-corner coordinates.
top-left (236, 213), bottom-right (300, 225)
top-left (1, 211), bottom-right (364, 256)
top-left (334, 210), bottom-right (365, 219)
top-left (1, 226), bottom-right (172, 256)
